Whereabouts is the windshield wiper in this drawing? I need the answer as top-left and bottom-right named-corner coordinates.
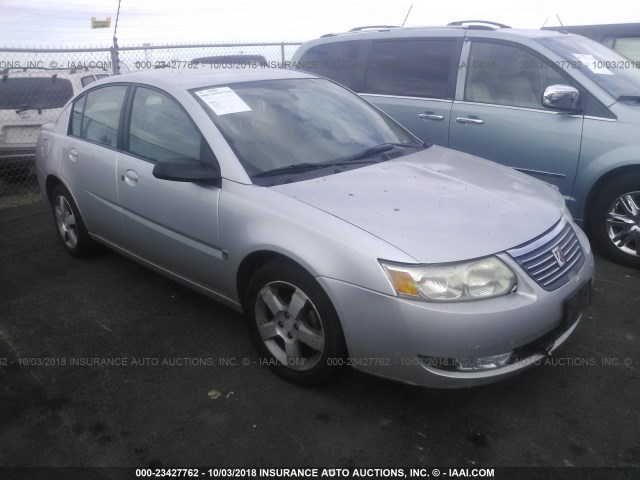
top-left (15, 104), bottom-right (32, 114)
top-left (334, 142), bottom-right (425, 165)
top-left (252, 142), bottom-right (425, 179)
top-left (252, 162), bottom-right (330, 178)
top-left (617, 95), bottom-right (640, 103)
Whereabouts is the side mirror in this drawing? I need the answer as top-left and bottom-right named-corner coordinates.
top-left (542, 84), bottom-right (581, 112)
top-left (152, 157), bottom-right (219, 183)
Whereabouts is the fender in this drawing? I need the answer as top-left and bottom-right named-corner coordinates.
top-left (216, 179), bottom-right (417, 303)
top-left (571, 142), bottom-right (640, 223)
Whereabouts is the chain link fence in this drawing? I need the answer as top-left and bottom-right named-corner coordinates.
top-left (0, 41), bottom-right (301, 209)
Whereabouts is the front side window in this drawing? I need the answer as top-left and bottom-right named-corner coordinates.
top-left (80, 86), bottom-right (127, 147)
top-left (364, 39), bottom-right (457, 99)
top-left (465, 42), bottom-right (569, 109)
top-left (128, 87), bottom-right (205, 163)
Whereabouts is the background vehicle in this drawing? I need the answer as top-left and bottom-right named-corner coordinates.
top-left (292, 22), bottom-right (640, 267)
top-left (0, 67), bottom-right (109, 182)
top-left (35, 69), bottom-right (593, 388)
top-left (543, 23), bottom-right (640, 62)
top-left (191, 54), bottom-right (268, 67)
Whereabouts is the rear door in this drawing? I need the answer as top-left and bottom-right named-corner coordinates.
top-left (358, 36), bottom-right (463, 147)
top-left (63, 84), bottom-right (128, 246)
top-left (449, 39), bottom-right (584, 195)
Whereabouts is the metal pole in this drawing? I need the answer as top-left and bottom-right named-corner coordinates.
top-left (112, 0), bottom-right (122, 75)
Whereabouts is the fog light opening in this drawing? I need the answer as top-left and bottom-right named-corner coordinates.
top-left (418, 352), bottom-right (514, 372)
top-left (456, 352), bottom-right (513, 372)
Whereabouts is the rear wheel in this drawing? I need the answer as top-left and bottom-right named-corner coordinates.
top-left (50, 185), bottom-right (98, 257)
top-left (588, 174), bottom-right (640, 268)
top-left (244, 260), bottom-right (347, 385)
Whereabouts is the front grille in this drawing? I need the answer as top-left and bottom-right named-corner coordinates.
top-left (507, 218), bottom-right (585, 292)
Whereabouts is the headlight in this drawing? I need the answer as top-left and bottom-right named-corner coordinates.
top-left (380, 257), bottom-right (516, 302)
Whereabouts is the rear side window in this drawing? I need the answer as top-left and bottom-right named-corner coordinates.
top-left (78, 86), bottom-right (127, 148)
top-left (364, 39), bottom-right (457, 99)
top-left (0, 77), bottom-right (74, 110)
top-left (297, 41), bottom-right (361, 88)
top-left (128, 87), bottom-right (204, 163)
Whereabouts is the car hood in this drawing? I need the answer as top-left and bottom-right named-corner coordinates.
top-left (271, 146), bottom-right (564, 263)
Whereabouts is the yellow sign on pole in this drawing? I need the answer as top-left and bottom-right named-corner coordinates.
top-left (91, 17), bottom-right (112, 29)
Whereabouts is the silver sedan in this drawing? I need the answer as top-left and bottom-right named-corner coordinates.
top-left (35, 69), bottom-right (594, 387)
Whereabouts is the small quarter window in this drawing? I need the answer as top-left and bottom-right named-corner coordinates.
top-left (70, 94), bottom-right (86, 136)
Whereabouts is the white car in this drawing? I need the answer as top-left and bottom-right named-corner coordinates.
top-left (0, 67), bottom-right (109, 182)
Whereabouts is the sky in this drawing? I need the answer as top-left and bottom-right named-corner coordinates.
top-left (0, 0), bottom-right (639, 48)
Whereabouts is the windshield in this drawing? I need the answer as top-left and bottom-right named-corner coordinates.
top-left (192, 78), bottom-right (420, 183)
top-left (539, 35), bottom-right (640, 100)
top-left (0, 76), bottom-right (74, 110)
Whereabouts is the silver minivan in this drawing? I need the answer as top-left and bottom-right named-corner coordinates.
top-left (292, 22), bottom-right (640, 267)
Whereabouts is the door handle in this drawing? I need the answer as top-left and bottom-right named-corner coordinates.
top-left (418, 113), bottom-right (445, 121)
top-left (121, 169), bottom-right (139, 186)
top-left (69, 148), bottom-right (78, 162)
top-left (456, 117), bottom-right (484, 125)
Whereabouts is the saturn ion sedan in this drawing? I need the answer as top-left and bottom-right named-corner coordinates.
top-left (35, 69), bottom-right (594, 387)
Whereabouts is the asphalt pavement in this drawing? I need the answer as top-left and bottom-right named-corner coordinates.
top-left (1, 201), bottom-right (638, 478)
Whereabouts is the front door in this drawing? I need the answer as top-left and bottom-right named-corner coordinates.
top-left (449, 40), bottom-right (584, 196)
top-left (116, 86), bottom-right (224, 291)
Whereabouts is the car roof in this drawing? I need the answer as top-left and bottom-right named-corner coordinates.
top-left (98, 68), bottom-right (316, 91)
top-left (0, 67), bottom-right (110, 78)
top-left (543, 23), bottom-right (640, 32)
top-left (314, 24), bottom-right (573, 41)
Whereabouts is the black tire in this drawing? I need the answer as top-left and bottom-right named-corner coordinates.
top-left (244, 260), bottom-right (348, 385)
top-left (50, 185), bottom-right (98, 258)
top-left (588, 173), bottom-right (640, 268)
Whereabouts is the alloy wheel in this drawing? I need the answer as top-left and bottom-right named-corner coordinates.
top-left (606, 191), bottom-right (640, 257)
top-left (54, 195), bottom-right (78, 249)
top-left (254, 281), bottom-right (325, 371)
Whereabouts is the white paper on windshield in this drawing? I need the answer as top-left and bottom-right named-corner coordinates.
top-left (572, 54), bottom-right (613, 75)
top-left (195, 87), bottom-right (252, 115)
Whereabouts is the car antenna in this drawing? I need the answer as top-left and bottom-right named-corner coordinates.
top-left (402, 4), bottom-right (413, 27)
top-left (541, 17), bottom-right (548, 29)
top-left (556, 14), bottom-right (564, 27)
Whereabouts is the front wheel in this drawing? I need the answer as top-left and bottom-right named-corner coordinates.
top-left (588, 174), bottom-right (640, 268)
top-left (244, 260), bottom-right (347, 385)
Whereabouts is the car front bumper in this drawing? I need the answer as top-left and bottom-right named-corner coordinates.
top-left (317, 225), bottom-right (595, 388)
